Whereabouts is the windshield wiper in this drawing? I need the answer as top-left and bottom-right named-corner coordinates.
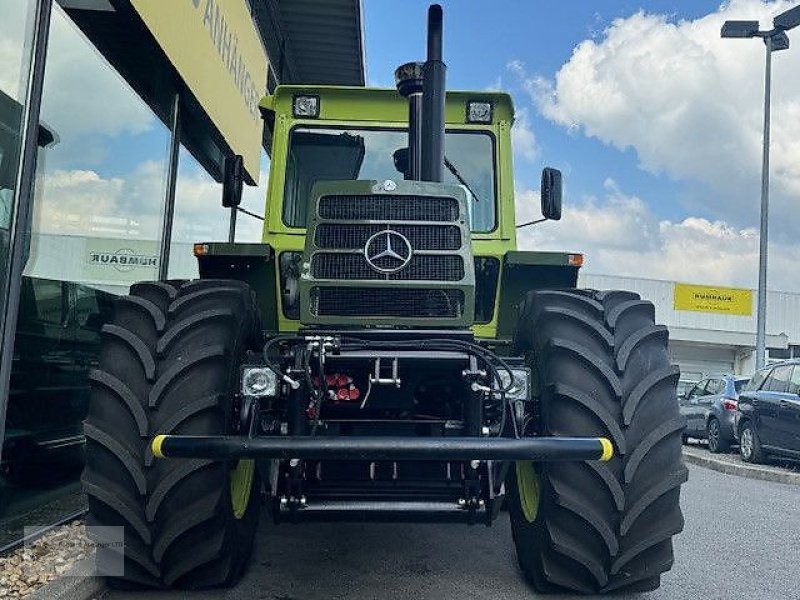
top-left (444, 156), bottom-right (481, 203)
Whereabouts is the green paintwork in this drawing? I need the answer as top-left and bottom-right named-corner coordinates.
top-left (504, 250), bottom-right (580, 267)
top-left (515, 460), bottom-right (540, 522)
top-left (195, 242), bottom-right (279, 333)
top-left (299, 179), bottom-right (475, 327)
top-left (229, 459), bottom-right (255, 519)
top-left (495, 253), bottom-right (580, 340)
top-left (241, 85), bottom-right (579, 338)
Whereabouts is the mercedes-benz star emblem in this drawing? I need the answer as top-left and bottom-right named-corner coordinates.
top-left (364, 229), bottom-right (413, 274)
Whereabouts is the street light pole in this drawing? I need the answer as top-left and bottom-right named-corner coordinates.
top-left (721, 6), bottom-right (799, 370)
top-left (755, 35), bottom-right (772, 370)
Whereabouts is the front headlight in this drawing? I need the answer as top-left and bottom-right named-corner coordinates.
top-left (241, 367), bottom-right (278, 397)
top-left (497, 368), bottom-right (531, 401)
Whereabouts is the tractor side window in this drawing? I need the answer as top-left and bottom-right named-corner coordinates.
top-left (283, 127), bottom-right (497, 232)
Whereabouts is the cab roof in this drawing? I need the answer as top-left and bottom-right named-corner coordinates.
top-left (260, 85), bottom-right (515, 125)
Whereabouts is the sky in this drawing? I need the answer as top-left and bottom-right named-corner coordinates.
top-left (364, 0), bottom-right (800, 292)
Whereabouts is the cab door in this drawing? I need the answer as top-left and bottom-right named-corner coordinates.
top-left (758, 365), bottom-right (793, 449)
top-left (778, 366), bottom-right (800, 453)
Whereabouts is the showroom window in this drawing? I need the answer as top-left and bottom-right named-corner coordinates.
top-left (24, 3), bottom-right (171, 294)
top-left (1, 2), bottom-right (173, 546)
top-left (0, 0), bottom-right (38, 346)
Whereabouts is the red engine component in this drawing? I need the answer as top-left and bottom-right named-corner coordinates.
top-left (317, 372), bottom-right (360, 402)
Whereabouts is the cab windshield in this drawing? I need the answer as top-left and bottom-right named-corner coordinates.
top-left (282, 127), bottom-right (496, 232)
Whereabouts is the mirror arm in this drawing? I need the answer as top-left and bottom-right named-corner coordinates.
top-left (516, 217), bottom-right (548, 229)
top-left (236, 206), bottom-right (265, 221)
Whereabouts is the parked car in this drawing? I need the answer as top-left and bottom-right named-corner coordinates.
top-left (736, 360), bottom-right (800, 463)
top-left (679, 374), bottom-right (749, 452)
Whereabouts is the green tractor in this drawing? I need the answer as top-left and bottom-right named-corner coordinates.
top-left (82, 5), bottom-right (685, 594)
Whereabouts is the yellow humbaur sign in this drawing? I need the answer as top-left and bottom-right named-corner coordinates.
top-left (129, 0), bottom-right (268, 181)
top-left (674, 282), bottom-right (753, 316)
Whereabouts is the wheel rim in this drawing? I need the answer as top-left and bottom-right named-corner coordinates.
top-left (708, 420), bottom-right (719, 451)
top-left (515, 461), bottom-right (540, 523)
top-left (740, 428), bottom-right (753, 459)
top-left (230, 459), bottom-right (255, 519)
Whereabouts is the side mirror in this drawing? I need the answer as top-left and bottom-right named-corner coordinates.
top-left (222, 155), bottom-right (244, 208)
top-left (540, 167), bottom-right (562, 221)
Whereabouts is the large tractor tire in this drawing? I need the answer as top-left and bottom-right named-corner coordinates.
top-left (508, 289), bottom-right (687, 594)
top-left (82, 279), bottom-right (262, 589)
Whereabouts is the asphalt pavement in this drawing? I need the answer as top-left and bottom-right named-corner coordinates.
top-left (107, 464), bottom-right (800, 600)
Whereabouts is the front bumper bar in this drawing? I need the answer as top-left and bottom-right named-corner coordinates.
top-left (152, 435), bottom-right (613, 462)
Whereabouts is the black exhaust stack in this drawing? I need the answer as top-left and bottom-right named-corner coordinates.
top-left (395, 4), bottom-right (446, 183)
top-left (394, 62), bottom-right (424, 180)
top-left (420, 4), bottom-right (446, 183)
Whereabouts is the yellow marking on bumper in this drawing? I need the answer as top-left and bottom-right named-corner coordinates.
top-left (151, 434), bottom-right (167, 458)
top-left (599, 438), bottom-right (613, 462)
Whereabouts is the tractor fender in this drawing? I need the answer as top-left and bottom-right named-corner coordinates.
top-left (495, 250), bottom-right (582, 338)
top-left (194, 242), bottom-right (278, 332)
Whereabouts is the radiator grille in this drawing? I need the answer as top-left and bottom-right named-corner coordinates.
top-left (315, 224), bottom-right (461, 251)
top-left (311, 287), bottom-right (465, 319)
top-left (312, 253), bottom-right (464, 281)
top-left (302, 183), bottom-right (473, 324)
top-left (318, 195), bottom-right (459, 222)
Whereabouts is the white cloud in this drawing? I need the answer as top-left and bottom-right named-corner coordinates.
top-left (511, 108), bottom-right (539, 162)
top-left (485, 76), bottom-right (503, 92)
top-left (39, 5), bottom-right (156, 141)
top-left (32, 163), bottom-right (163, 239)
top-left (516, 179), bottom-right (800, 292)
top-left (0, 6), bottom-right (31, 102)
top-left (32, 151), bottom-right (270, 245)
top-left (170, 153), bottom-right (269, 244)
top-left (515, 0), bottom-right (800, 233)
top-left (33, 169), bottom-right (123, 235)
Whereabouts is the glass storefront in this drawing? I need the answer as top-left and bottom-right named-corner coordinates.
top-left (0, 0), bottom-right (37, 345)
top-left (25, 4), bottom-right (171, 292)
top-left (0, 0), bottom-right (44, 547)
top-left (0, 1), bottom-right (271, 548)
top-left (1, 3), bottom-right (172, 545)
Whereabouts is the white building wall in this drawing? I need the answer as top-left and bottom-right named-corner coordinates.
top-left (579, 273), bottom-right (800, 346)
top-left (579, 272), bottom-right (800, 378)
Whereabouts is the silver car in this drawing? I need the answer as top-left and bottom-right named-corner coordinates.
top-left (679, 375), bottom-right (749, 452)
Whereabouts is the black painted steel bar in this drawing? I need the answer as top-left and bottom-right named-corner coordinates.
top-left (152, 435), bottom-right (613, 462)
top-left (420, 4), bottom-right (446, 182)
